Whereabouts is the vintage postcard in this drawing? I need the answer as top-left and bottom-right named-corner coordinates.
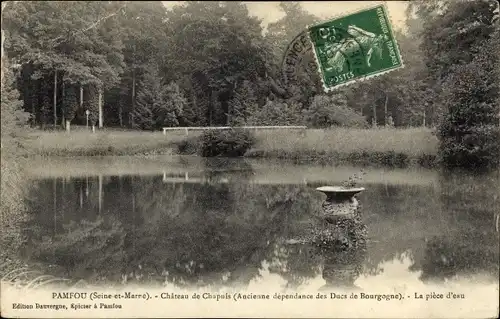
top-left (1, 1), bottom-right (499, 318)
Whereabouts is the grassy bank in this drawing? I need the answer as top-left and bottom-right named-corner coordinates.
top-left (25, 127), bottom-right (438, 167)
top-left (247, 127), bottom-right (438, 167)
top-left (26, 128), bottom-right (199, 156)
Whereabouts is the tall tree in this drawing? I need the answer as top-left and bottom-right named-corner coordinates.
top-left (160, 82), bottom-right (187, 128)
top-left (1, 3), bottom-right (30, 251)
top-left (3, 1), bottom-right (126, 127)
top-left (420, 0), bottom-right (497, 115)
top-left (342, 23), bottom-right (432, 128)
top-left (265, 2), bottom-right (321, 106)
top-left (420, 0), bottom-right (499, 169)
top-left (164, 1), bottom-right (271, 126)
top-left (266, 2), bottom-right (318, 58)
top-left (132, 64), bottom-right (187, 130)
top-left (116, 1), bottom-right (168, 128)
top-left (227, 80), bottom-right (259, 126)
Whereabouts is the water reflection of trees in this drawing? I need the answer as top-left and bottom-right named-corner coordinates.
top-left (32, 217), bottom-right (126, 281)
top-left (268, 243), bottom-right (322, 289)
top-left (21, 169), bottom-right (498, 288)
top-left (22, 174), bottom-right (325, 287)
top-left (357, 183), bottom-right (441, 276)
top-left (416, 234), bottom-right (499, 282)
top-left (330, 172), bottom-right (499, 283)
top-left (411, 171), bottom-right (499, 282)
top-left (133, 182), bottom-right (323, 288)
top-left (268, 210), bottom-right (368, 291)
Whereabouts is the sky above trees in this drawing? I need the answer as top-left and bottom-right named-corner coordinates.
top-left (162, 1), bottom-right (409, 33)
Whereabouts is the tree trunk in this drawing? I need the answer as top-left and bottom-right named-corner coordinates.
top-left (98, 174), bottom-right (103, 214)
top-left (131, 69), bottom-right (136, 127)
top-left (79, 184), bottom-right (83, 209)
top-left (1, 26), bottom-right (4, 81)
top-left (422, 110), bottom-right (426, 127)
top-left (268, 76), bottom-right (287, 98)
top-left (372, 102), bottom-right (377, 127)
top-left (209, 90), bottom-right (214, 126)
top-left (384, 93), bottom-right (388, 126)
top-left (119, 105), bottom-right (123, 127)
top-left (61, 76), bottom-right (65, 129)
top-left (98, 88), bottom-right (103, 128)
top-left (53, 70), bottom-right (57, 127)
top-left (131, 44), bottom-right (136, 128)
top-left (53, 178), bottom-right (57, 235)
top-left (85, 176), bottom-right (89, 197)
top-left (31, 80), bottom-right (36, 126)
top-left (80, 84), bottom-right (83, 107)
top-left (66, 120), bottom-right (71, 132)
top-left (224, 99), bottom-right (230, 126)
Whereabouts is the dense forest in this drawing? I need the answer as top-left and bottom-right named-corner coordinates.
top-left (1, 0), bottom-right (497, 130)
top-left (1, 1), bottom-right (499, 169)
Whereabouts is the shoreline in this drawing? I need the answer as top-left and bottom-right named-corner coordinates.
top-left (23, 128), bottom-right (439, 168)
top-left (244, 149), bottom-right (437, 168)
top-left (25, 147), bottom-right (438, 169)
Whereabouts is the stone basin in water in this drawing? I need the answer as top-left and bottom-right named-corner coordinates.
top-left (316, 186), bottom-right (365, 202)
top-left (283, 186), bottom-right (366, 246)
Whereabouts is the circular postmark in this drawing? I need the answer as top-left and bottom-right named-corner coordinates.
top-left (281, 30), bottom-right (319, 86)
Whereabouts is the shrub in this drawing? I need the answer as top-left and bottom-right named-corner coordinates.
top-left (439, 124), bottom-right (500, 169)
top-left (1, 57), bottom-right (30, 255)
top-left (175, 136), bottom-right (201, 155)
top-left (304, 94), bottom-right (368, 128)
top-left (200, 129), bottom-right (255, 157)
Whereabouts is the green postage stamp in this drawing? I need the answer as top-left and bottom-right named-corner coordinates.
top-left (308, 4), bottom-right (404, 91)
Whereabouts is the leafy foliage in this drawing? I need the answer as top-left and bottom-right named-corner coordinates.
top-left (3, 1), bottom-right (125, 87)
top-left (423, 0), bottom-right (500, 169)
top-left (305, 94), bottom-right (368, 128)
top-left (163, 2), bottom-right (273, 126)
top-left (227, 80), bottom-right (259, 126)
top-left (132, 65), bottom-right (160, 130)
top-left (265, 2), bottom-right (323, 107)
top-left (33, 217), bottom-right (126, 277)
top-left (62, 85), bottom-right (78, 122)
top-left (2, 1), bottom-right (499, 170)
top-left (246, 100), bottom-right (304, 126)
top-left (1, 53), bottom-right (30, 254)
top-left (200, 129), bottom-right (256, 157)
top-left (160, 82), bottom-right (187, 128)
top-left (1, 66), bottom-right (30, 142)
top-left (133, 65), bottom-right (187, 130)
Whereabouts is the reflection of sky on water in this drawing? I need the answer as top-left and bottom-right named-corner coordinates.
top-left (252, 251), bottom-right (424, 291)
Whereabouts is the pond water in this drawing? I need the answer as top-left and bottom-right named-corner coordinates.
top-left (19, 156), bottom-right (499, 291)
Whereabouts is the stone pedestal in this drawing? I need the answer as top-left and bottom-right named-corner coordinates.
top-left (315, 186), bottom-right (367, 290)
top-left (280, 185), bottom-right (368, 290)
top-left (313, 186), bottom-right (366, 248)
